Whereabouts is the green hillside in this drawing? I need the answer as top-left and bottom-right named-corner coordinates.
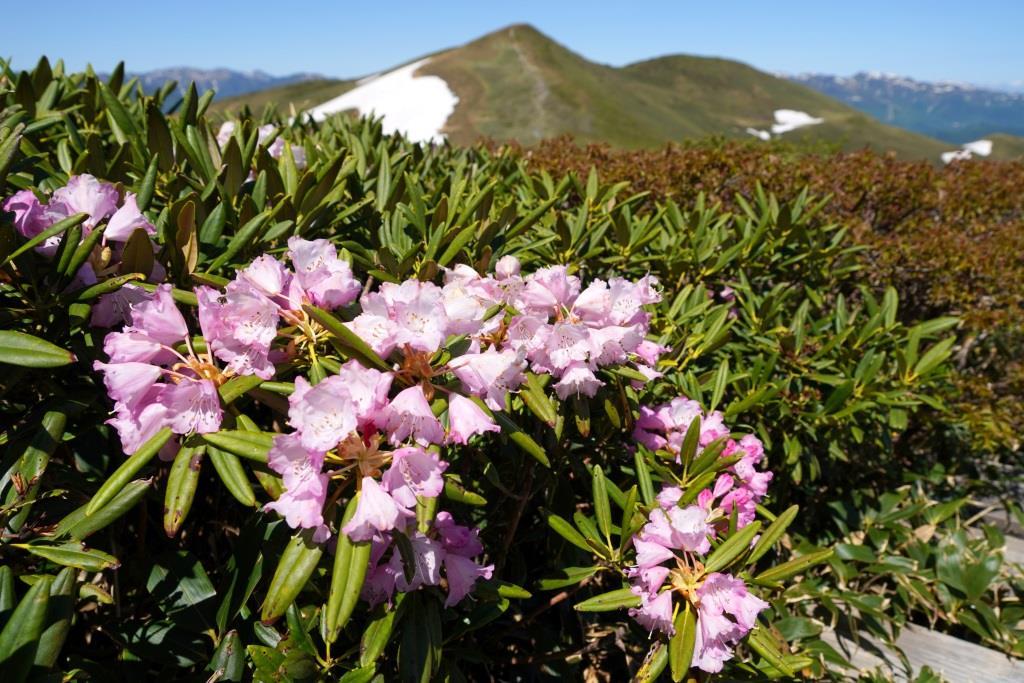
top-left (214, 24), bottom-right (951, 159)
top-left (209, 78), bottom-right (354, 115)
top-left (987, 133), bottom-right (1024, 160)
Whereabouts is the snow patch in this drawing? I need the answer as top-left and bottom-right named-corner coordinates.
top-left (941, 138), bottom-right (993, 163)
top-left (962, 139), bottom-right (993, 156)
top-left (307, 58), bottom-right (458, 144)
top-left (771, 109), bottom-right (825, 134)
top-left (746, 110), bottom-right (824, 141)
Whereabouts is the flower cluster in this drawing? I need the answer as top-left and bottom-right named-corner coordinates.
top-left (217, 122), bottom-right (307, 170)
top-left (348, 257), bottom-right (665, 402)
top-left (634, 397), bottom-right (772, 527)
top-left (626, 397), bottom-right (773, 673)
top-left (3, 174), bottom-right (164, 325)
top-left (94, 245), bottom-right (665, 610)
top-left (262, 361), bottom-right (494, 605)
top-left (95, 237), bottom-right (363, 453)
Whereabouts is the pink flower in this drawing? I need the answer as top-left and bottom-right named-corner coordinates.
top-left (395, 533), bottom-right (445, 592)
top-left (287, 376), bottom-right (359, 451)
top-left (517, 265), bottom-right (580, 314)
top-left (335, 360), bottom-right (393, 430)
top-left (342, 477), bottom-right (409, 542)
top-left (494, 255), bottom-right (520, 279)
top-left (444, 553), bottom-right (494, 607)
top-left (264, 433), bottom-right (329, 536)
top-left (156, 379), bottom-right (222, 435)
top-left (346, 293), bottom-right (398, 356)
top-left (196, 283), bottom-right (279, 380)
top-left (692, 573), bottom-right (768, 673)
top-left (237, 254), bottom-right (291, 298)
top-left (384, 386), bottom-right (445, 446)
top-left (634, 339), bottom-right (669, 367)
top-left (639, 506), bottom-right (712, 554)
top-left (3, 190), bottom-right (48, 249)
top-left (91, 284), bottom-right (152, 328)
top-left (381, 446), bottom-right (448, 508)
top-left (629, 590), bottom-right (675, 635)
top-left (93, 361), bottom-right (162, 412)
top-left (125, 284), bottom-right (189, 347)
top-left (383, 280), bottom-right (449, 353)
top-left (553, 361), bottom-right (604, 399)
top-left (104, 193), bottom-right (155, 242)
top-left (446, 394), bottom-right (500, 444)
top-left (47, 174), bottom-right (119, 230)
top-left (287, 237), bottom-right (362, 309)
top-left (449, 347), bottom-right (526, 411)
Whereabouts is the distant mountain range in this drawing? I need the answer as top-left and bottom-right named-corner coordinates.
top-left (788, 72), bottom-right (1024, 144)
top-left (125, 67), bottom-right (324, 101)
top-left (143, 26), bottom-right (1024, 161)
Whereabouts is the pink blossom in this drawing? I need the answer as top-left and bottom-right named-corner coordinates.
top-left (446, 394), bottom-right (500, 444)
top-left (125, 284), bottom-right (189, 347)
top-left (91, 284), bottom-right (151, 328)
top-left (105, 193), bottom-right (155, 242)
top-left (629, 590), bottom-right (675, 635)
top-left (237, 254), bottom-right (291, 298)
top-left (449, 347), bottom-right (526, 411)
top-left (639, 506), bottom-right (712, 555)
top-left (395, 533), bottom-right (445, 592)
top-left (692, 573), bottom-right (768, 673)
top-left (287, 376), bottom-right (359, 451)
top-left (553, 361), bottom-right (604, 399)
top-left (516, 265), bottom-right (580, 314)
top-left (383, 280), bottom-right (449, 353)
top-left (47, 174), bottom-right (119, 230)
top-left (494, 255), bottom-right (521, 279)
top-left (346, 293), bottom-right (398, 356)
top-left (342, 477), bottom-right (409, 542)
top-left (156, 379), bottom-right (222, 435)
top-left (287, 237), bottom-right (362, 309)
top-left (634, 339), bottom-right (669, 367)
top-left (93, 361), bottom-right (162, 411)
top-left (381, 446), bottom-right (448, 508)
top-left (444, 553), bottom-right (494, 607)
top-left (3, 190), bottom-right (49, 249)
top-left (264, 433), bottom-right (329, 535)
top-left (384, 386), bottom-right (445, 446)
top-left (335, 360), bottom-right (393, 430)
top-left (197, 283), bottom-right (278, 380)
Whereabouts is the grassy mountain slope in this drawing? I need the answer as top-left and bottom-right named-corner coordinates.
top-left (987, 133), bottom-right (1024, 160)
top-left (209, 78), bottom-right (354, 115)
top-left (214, 24), bottom-right (951, 158)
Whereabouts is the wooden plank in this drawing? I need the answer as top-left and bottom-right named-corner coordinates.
top-left (821, 624), bottom-right (1023, 682)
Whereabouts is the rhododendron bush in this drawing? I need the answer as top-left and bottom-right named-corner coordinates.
top-left (4, 59), bottom-right (1003, 682)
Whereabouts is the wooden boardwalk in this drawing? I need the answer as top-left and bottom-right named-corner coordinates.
top-left (821, 535), bottom-right (1023, 682)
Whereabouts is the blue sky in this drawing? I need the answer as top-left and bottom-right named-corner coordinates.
top-left (5, 1), bottom-right (1022, 87)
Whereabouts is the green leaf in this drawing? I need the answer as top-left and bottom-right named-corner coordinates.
top-left (574, 587), bottom-right (640, 612)
top-left (747, 505), bottom-right (798, 565)
top-left (746, 625), bottom-right (794, 677)
top-left (592, 465), bottom-right (612, 546)
top-left (207, 446), bottom-right (257, 507)
top-left (208, 629), bottom-right (245, 682)
top-left (163, 444), bottom-right (204, 537)
top-left (0, 575), bottom-right (51, 680)
top-left (544, 511), bottom-right (592, 553)
top-left (2, 211), bottom-right (87, 265)
top-left (360, 599), bottom-right (402, 667)
top-left (13, 543), bottom-right (119, 571)
top-left (0, 330), bottom-right (75, 368)
top-left (398, 594), bottom-right (442, 683)
top-left (202, 429), bottom-right (273, 463)
top-left (752, 548), bottom-right (833, 585)
top-left (325, 495), bottom-right (372, 641)
top-left (33, 567), bottom-right (75, 670)
top-left (669, 602), bottom-right (696, 681)
top-left (86, 427), bottom-right (173, 515)
top-left (218, 374), bottom-right (264, 405)
top-left (491, 409), bottom-right (550, 467)
top-left (260, 530), bottom-right (323, 623)
top-left (702, 521), bottom-right (761, 574)
top-left (538, 566), bottom-right (600, 590)
top-left (56, 478), bottom-right (152, 540)
top-left (304, 304), bottom-right (390, 371)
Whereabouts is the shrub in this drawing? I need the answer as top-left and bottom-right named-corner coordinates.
top-left (0, 58), bottom-right (1014, 681)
